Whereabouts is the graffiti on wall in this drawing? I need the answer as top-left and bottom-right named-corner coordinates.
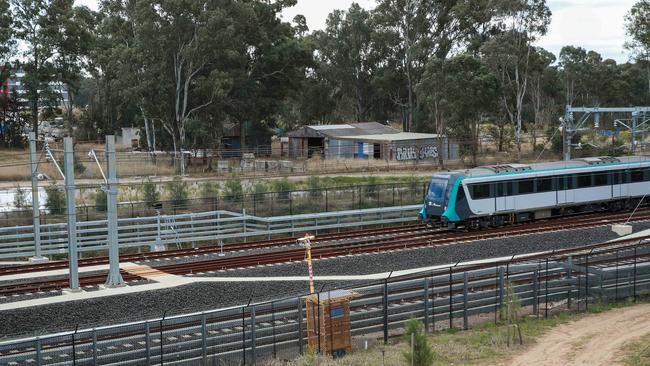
top-left (396, 145), bottom-right (439, 161)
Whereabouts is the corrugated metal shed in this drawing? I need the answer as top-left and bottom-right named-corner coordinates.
top-left (336, 132), bottom-right (443, 143)
top-left (287, 122), bottom-right (397, 138)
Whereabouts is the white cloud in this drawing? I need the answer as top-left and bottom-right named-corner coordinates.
top-left (538, 0), bottom-right (636, 63)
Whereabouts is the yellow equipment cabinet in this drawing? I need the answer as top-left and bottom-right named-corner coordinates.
top-left (305, 289), bottom-right (358, 357)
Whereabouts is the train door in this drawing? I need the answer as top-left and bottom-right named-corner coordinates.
top-left (558, 175), bottom-right (574, 205)
top-left (565, 174), bottom-right (575, 203)
top-left (495, 181), bottom-right (515, 211)
top-left (612, 171), bottom-right (622, 198)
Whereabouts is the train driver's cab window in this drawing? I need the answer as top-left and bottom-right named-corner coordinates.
top-left (470, 184), bottom-right (491, 199)
top-left (428, 178), bottom-right (448, 203)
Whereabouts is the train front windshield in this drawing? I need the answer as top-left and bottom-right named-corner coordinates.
top-left (428, 178), bottom-right (448, 204)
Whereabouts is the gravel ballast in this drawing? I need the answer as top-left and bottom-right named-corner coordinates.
top-left (1, 220), bottom-right (649, 339)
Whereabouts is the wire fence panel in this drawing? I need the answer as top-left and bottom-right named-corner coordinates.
top-left (0, 204), bottom-right (421, 259)
top-left (2, 243), bottom-right (649, 365)
top-left (0, 182), bottom-right (429, 228)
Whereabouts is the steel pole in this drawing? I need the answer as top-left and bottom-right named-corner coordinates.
top-left (29, 132), bottom-right (46, 262)
top-left (64, 137), bottom-right (79, 290)
top-left (105, 135), bottom-right (124, 287)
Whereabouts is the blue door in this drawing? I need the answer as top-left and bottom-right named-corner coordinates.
top-left (358, 142), bottom-right (364, 160)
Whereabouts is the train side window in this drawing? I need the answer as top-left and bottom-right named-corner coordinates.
top-left (470, 184), bottom-right (490, 199)
top-left (613, 171), bottom-right (623, 185)
top-left (623, 171), bottom-right (631, 184)
top-left (594, 172), bottom-right (608, 186)
top-left (518, 179), bottom-right (534, 194)
top-left (643, 168), bottom-right (650, 182)
top-left (577, 173), bottom-right (592, 188)
top-left (537, 178), bottom-right (553, 192)
top-left (496, 181), bottom-right (514, 196)
top-left (631, 169), bottom-right (644, 183)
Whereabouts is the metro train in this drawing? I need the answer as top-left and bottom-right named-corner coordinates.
top-left (420, 156), bottom-right (650, 229)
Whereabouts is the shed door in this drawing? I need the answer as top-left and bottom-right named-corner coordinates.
top-left (357, 143), bottom-right (364, 160)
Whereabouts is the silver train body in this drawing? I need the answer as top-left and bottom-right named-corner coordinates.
top-left (420, 156), bottom-right (650, 229)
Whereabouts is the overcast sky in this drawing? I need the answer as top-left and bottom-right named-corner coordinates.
top-left (78, 0), bottom-right (637, 63)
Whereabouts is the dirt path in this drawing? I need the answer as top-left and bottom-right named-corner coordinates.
top-left (507, 303), bottom-right (650, 366)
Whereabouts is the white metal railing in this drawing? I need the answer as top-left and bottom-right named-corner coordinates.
top-left (0, 205), bottom-right (421, 259)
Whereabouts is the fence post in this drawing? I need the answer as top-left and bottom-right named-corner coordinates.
top-left (494, 266), bottom-right (499, 324)
top-left (463, 271), bottom-right (468, 330)
top-left (35, 337), bottom-right (41, 366)
top-left (297, 297), bottom-right (303, 355)
top-left (145, 321), bottom-right (151, 365)
top-left (72, 325), bottom-right (78, 366)
top-left (533, 270), bottom-right (539, 317)
top-left (423, 278), bottom-right (429, 333)
top-left (251, 306), bottom-right (256, 365)
top-left (271, 302), bottom-right (277, 359)
top-left (201, 314), bottom-right (207, 365)
top-left (160, 312), bottom-right (166, 366)
top-left (449, 267), bottom-right (453, 329)
top-left (383, 278), bottom-right (389, 343)
top-left (431, 273), bottom-right (436, 332)
top-left (544, 258), bottom-right (549, 318)
top-left (585, 254), bottom-right (590, 312)
top-left (325, 188), bottom-right (328, 212)
top-left (615, 250), bottom-right (619, 301)
top-left (92, 329), bottom-right (98, 365)
top-left (634, 245), bottom-right (638, 302)
top-left (241, 307), bottom-right (247, 364)
top-left (498, 266), bottom-right (505, 320)
top-left (567, 256), bottom-right (573, 309)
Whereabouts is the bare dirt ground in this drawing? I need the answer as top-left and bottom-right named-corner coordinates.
top-left (507, 303), bottom-right (650, 366)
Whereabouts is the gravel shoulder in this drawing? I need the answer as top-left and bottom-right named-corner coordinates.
top-left (506, 303), bottom-right (650, 366)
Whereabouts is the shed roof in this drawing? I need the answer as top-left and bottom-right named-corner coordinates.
top-left (287, 122), bottom-right (397, 138)
top-left (336, 132), bottom-right (443, 142)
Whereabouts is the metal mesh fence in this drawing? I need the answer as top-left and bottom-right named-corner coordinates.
top-left (0, 182), bottom-right (428, 228)
top-left (2, 241), bottom-right (650, 365)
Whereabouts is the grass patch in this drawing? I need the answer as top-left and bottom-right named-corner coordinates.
top-left (290, 301), bottom-right (647, 366)
top-left (623, 333), bottom-right (650, 366)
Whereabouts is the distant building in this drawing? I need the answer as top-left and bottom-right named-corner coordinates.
top-left (116, 127), bottom-right (140, 149)
top-left (287, 122), bottom-right (459, 161)
top-left (5, 68), bottom-right (70, 106)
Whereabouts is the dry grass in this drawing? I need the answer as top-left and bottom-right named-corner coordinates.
top-left (622, 333), bottom-right (650, 366)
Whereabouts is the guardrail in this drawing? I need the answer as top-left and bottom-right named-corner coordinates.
top-left (0, 204), bottom-right (422, 259)
top-left (1, 242), bottom-right (649, 365)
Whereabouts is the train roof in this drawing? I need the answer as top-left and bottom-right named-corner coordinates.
top-left (456, 156), bottom-right (650, 178)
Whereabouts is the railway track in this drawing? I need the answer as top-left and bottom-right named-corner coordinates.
top-left (2, 207), bottom-right (650, 296)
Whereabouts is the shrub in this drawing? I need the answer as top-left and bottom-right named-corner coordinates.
top-left (307, 175), bottom-right (321, 197)
top-left (224, 176), bottom-right (243, 201)
top-left (501, 282), bottom-right (522, 323)
top-left (200, 182), bottom-right (220, 198)
top-left (45, 183), bottom-right (66, 214)
top-left (94, 188), bottom-right (107, 212)
top-left (402, 317), bottom-right (435, 366)
top-left (366, 175), bottom-right (379, 195)
top-left (272, 177), bottom-right (293, 200)
top-left (13, 185), bottom-right (30, 209)
top-left (250, 181), bottom-right (269, 201)
top-left (166, 176), bottom-right (189, 207)
top-left (142, 177), bottom-right (160, 207)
